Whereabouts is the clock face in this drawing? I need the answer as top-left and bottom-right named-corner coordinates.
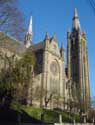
top-left (50, 61), bottom-right (58, 75)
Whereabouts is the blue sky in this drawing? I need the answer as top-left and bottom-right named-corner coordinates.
top-left (19, 0), bottom-right (95, 97)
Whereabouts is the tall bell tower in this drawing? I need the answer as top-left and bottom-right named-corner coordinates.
top-left (67, 8), bottom-right (90, 110)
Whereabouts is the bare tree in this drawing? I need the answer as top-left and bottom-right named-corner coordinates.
top-left (33, 86), bottom-right (54, 108)
top-left (44, 93), bottom-right (53, 108)
top-left (0, 0), bottom-right (25, 41)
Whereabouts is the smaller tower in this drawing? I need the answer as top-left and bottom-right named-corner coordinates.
top-left (25, 16), bottom-right (32, 48)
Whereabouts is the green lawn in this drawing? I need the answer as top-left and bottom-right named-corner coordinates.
top-left (0, 103), bottom-right (81, 123)
top-left (10, 102), bottom-right (80, 123)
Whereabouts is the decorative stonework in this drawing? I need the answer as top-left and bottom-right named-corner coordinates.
top-left (50, 61), bottom-right (58, 76)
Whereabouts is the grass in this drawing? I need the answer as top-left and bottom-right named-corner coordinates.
top-left (21, 105), bottom-right (43, 120)
top-left (2, 102), bottom-right (80, 123)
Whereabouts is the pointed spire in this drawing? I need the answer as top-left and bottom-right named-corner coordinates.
top-left (74, 8), bottom-right (78, 18)
top-left (25, 16), bottom-right (32, 48)
top-left (28, 16), bottom-right (32, 34)
top-left (44, 32), bottom-right (49, 40)
top-left (72, 8), bottom-right (81, 31)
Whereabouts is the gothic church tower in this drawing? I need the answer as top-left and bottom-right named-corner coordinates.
top-left (67, 8), bottom-right (90, 110)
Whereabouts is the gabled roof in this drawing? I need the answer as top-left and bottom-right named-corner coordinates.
top-left (0, 32), bottom-right (26, 55)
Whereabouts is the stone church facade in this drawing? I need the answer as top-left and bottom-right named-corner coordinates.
top-left (0, 8), bottom-right (90, 111)
top-left (29, 33), bottom-right (67, 109)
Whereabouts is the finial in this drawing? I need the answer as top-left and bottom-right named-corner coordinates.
top-left (74, 8), bottom-right (78, 18)
top-left (52, 33), bottom-right (57, 41)
top-left (45, 32), bottom-right (49, 40)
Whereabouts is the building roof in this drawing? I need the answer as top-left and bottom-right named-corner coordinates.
top-left (30, 41), bottom-right (45, 51)
top-left (0, 32), bottom-right (26, 55)
top-left (0, 32), bottom-right (45, 56)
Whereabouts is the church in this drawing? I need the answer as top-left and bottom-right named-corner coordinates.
top-left (0, 8), bottom-right (90, 111)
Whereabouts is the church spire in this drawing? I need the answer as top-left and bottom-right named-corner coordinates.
top-left (72, 8), bottom-right (81, 31)
top-left (25, 16), bottom-right (32, 48)
top-left (28, 16), bottom-right (32, 35)
top-left (74, 8), bottom-right (78, 17)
